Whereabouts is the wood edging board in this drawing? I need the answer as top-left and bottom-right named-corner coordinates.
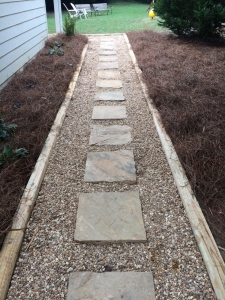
top-left (0, 43), bottom-right (88, 300)
top-left (123, 33), bottom-right (225, 300)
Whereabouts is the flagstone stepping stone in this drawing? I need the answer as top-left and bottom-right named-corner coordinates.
top-left (100, 45), bottom-right (116, 50)
top-left (97, 61), bottom-right (118, 69)
top-left (67, 271), bottom-right (155, 300)
top-left (84, 150), bottom-right (136, 183)
top-left (100, 41), bottom-right (115, 45)
top-left (99, 55), bottom-right (118, 62)
top-left (94, 91), bottom-right (125, 101)
top-left (100, 42), bottom-right (115, 47)
top-left (101, 41), bottom-right (115, 44)
top-left (101, 38), bottom-right (115, 42)
top-left (100, 41), bottom-right (116, 48)
top-left (89, 125), bottom-right (132, 145)
top-left (99, 50), bottom-right (117, 55)
top-left (74, 191), bottom-right (145, 242)
top-left (98, 70), bottom-right (121, 79)
top-left (96, 79), bottom-right (122, 88)
top-left (92, 106), bottom-right (127, 119)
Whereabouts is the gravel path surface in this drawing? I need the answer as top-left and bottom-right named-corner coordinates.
top-left (7, 34), bottom-right (215, 300)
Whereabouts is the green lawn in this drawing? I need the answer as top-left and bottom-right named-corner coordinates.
top-left (47, 2), bottom-right (165, 34)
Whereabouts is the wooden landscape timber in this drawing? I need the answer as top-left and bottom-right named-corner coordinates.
top-left (124, 33), bottom-right (225, 300)
top-left (0, 43), bottom-right (88, 300)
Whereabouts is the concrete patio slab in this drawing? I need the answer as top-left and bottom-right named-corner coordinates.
top-left (67, 271), bottom-right (155, 300)
top-left (92, 106), bottom-right (127, 119)
top-left (74, 191), bottom-right (145, 242)
top-left (97, 62), bottom-right (118, 69)
top-left (94, 91), bottom-right (125, 101)
top-left (96, 79), bottom-right (122, 88)
top-left (99, 50), bottom-right (117, 55)
top-left (84, 150), bottom-right (136, 183)
top-left (99, 56), bottom-right (118, 62)
top-left (89, 125), bottom-right (132, 145)
top-left (98, 70), bottom-right (121, 79)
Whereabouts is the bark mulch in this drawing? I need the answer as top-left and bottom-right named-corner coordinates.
top-left (127, 30), bottom-right (225, 260)
top-left (0, 33), bottom-right (88, 248)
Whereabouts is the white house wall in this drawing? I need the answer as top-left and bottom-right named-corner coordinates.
top-left (0, 0), bottom-right (48, 88)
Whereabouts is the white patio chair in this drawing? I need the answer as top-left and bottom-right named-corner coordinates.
top-left (70, 3), bottom-right (88, 19)
top-left (63, 3), bottom-right (80, 19)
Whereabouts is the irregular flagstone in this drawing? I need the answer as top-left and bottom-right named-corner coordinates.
top-left (84, 150), bottom-right (136, 183)
top-left (98, 70), bottom-right (121, 79)
top-left (99, 55), bottom-right (118, 62)
top-left (67, 271), bottom-right (155, 300)
top-left (74, 191), bottom-right (145, 242)
top-left (89, 125), bottom-right (132, 145)
top-left (92, 106), bottom-right (127, 119)
top-left (99, 50), bottom-right (117, 55)
top-left (96, 79), bottom-right (122, 88)
top-left (94, 91), bottom-right (125, 101)
top-left (97, 61), bottom-right (118, 70)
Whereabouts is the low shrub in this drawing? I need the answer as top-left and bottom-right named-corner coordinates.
top-left (63, 13), bottom-right (76, 36)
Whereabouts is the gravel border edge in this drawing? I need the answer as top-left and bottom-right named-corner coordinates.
top-left (0, 43), bottom-right (88, 300)
top-left (123, 33), bottom-right (225, 300)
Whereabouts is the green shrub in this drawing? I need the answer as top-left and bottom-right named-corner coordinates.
top-left (63, 13), bottom-right (76, 36)
top-left (0, 118), bottom-right (17, 141)
top-left (193, 0), bottom-right (225, 37)
top-left (0, 146), bottom-right (28, 167)
top-left (154, 0), bottom-right (225, 38)
top-left (49, 41), bottom-right (64, 55)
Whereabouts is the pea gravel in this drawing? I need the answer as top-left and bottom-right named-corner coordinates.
top-left (6, 34), bottom-right (216, 300)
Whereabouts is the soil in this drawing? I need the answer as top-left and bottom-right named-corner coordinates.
top-left (127, 30), bottom-right (225, 260)
top-left (0, 33), bottom-right (88, 248)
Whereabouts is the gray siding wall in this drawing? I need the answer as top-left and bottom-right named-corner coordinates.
top-left (0, 0), bottom-right (48, 88)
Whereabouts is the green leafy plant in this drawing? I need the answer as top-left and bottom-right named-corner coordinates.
top-left (0, 146), bottom-right (28, 167)
top-left (49, 41), bottom-right (64, 55)
top-left (0, 118), bottom-right (18, 141)
top-left (63, 13), bottom-right (76, 36)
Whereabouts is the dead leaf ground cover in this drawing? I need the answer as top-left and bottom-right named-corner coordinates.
top-left (0, 34), bottom-right (88, 248)
top-left (127, 30), bottom-right (225, 260)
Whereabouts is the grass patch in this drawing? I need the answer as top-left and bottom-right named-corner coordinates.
top-left (47, 2), bottom-right (164, 34)
top-left (127, 30), bottom-right (225, 259)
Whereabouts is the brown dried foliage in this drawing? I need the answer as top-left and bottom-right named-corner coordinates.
top-left (0, 34), bottom-right (88, 248)
top-left (127, 31), bottom-right (225, 259)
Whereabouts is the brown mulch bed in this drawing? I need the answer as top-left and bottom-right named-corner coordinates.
top-left (127, 30), bottom-right (225, 260)
top-left (0, 33), bottom-right (88, 248)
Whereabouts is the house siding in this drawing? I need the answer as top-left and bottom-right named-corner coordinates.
top-left (0, 0), bottom-right (48, 88)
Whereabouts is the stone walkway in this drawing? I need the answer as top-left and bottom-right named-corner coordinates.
top-left (7, 34), bottom-right (215, 300)
top-left (68, 36), bottom-right (155, 299)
